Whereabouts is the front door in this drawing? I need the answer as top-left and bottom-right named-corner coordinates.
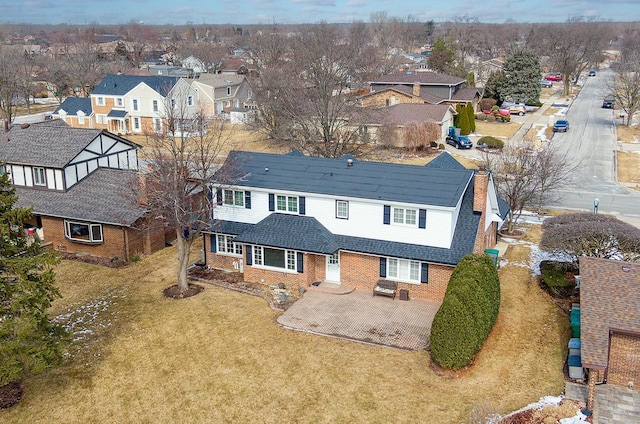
top-left (326, 252), bottom-right (340, 282)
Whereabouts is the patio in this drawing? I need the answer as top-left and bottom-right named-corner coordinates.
top-left (277, 285), bottom-right (441, 350)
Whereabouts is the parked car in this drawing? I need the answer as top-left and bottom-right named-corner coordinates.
top-left (509, 105), bottom-right (526, 116)
top-left (540, 79), bottom-right (553, 88)
top-left (446, 134), bottom-right (473, 149)
top-left (588, 70), bottom-right (597, 77)
top-left (544, 73), bottom-right (563, 82)
top-left (553, 119), bottom-right (569, 132)
top-left (602, 99), bottom-right (614, 109)
top-left (482, 107), bottom-right (510, 117)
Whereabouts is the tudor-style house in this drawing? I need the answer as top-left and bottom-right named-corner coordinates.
top-left (203, 151), bottom-right (509, 302)
top-left (0, 120), bottom-right (166, 261)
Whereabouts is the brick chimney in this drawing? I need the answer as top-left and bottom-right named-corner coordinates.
top-left (412, 82), bottom-right (420, 96)
top-left (473, 164), bottom-right (489, 213)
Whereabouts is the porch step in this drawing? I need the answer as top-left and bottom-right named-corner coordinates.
top-left (307, 282), bottom-right (355, 295)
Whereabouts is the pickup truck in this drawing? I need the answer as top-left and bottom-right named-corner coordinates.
top-left (446, 134), bottom-right (473, 149)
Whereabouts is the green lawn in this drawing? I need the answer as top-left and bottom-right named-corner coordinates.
top-left (0, 226), bottom-right (570, 423)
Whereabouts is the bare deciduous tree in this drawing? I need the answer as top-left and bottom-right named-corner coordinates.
top-left (0, 47), bottom-right (21, 126)
top-left (608, 58), bottom-right (640, 127)
top-left (138, 89), bottom-right (238, 293)
top-left (402, 121), bottom-right (440, 151)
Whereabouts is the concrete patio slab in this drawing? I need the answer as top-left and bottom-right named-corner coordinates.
top-left (277, 288), bottom-right (441, 350)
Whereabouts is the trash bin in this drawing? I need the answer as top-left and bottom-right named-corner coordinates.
top-left (399, 289), bottom-right (409, 301)
top-left (484, 248), bottom-right (499, 267)
top-left (570, 309), bottom-right (580, 338)
top-left (567, 355), bottom-right (584, 380)
top-left (569, 338), bottom-right (581, 356)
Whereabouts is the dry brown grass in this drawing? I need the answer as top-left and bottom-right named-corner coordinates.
top-left (616, 124), bottom-right (640, 143)
top-left (617, 151), bottom-right (640, 185)
top-left (475, 120), bottom-right (521, 139)
top-left (0, 223), bottom-right (570, 424)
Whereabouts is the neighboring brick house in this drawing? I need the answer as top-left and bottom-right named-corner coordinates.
top-left (579, 256), bottom-right (640, 410)
top-left (366, 71), bottom-right (481, 111)
top-left (203, 150), bottom-right (509, 302)
top-left (359, 103), bottom-right (456, 147)
top-left (54, 97), bottom-right (94, 128)
top-left (0, 120), bottom-right (166, 261)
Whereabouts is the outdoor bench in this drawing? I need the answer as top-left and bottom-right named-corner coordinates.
top-left (373, 280), bottom-right (397, 299)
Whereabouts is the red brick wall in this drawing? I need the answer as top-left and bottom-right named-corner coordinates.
top-left (607, 332), bottom-right (640, 388)
top-left (40, 215), bottom-right (164, 261)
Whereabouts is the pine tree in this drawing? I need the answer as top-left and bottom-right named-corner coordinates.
top-left (0, 172), bottom-right (66, 406)
top-left (466, 102), bottom-right (476, 133)
top-left (501, 49), bottom-right (543, 105)
top-left (457, 104), bottom-right (471, 135)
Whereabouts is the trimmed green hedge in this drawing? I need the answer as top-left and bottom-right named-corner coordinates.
top-left (430, 253), bottom-right (500, 370)
top-left (477, 136), bottom-right (504, 149)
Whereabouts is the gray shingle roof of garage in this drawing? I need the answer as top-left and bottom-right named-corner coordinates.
top-left (220, 151), bottom-right (473, 208)
top-left (425, 152), bottom-right (467, 170)
top-left (207, 177), bottom-right (480, 264)
top-left (0, 122), bottom-right (137, 168)
top-left (54, 97), bottom-right (93, 116)
top-left (92, 74), bottom-right (178, 96)
top-left (108, 110), bottom-right (128, 118)
top-left (15, 168), bottom-right (144, 226)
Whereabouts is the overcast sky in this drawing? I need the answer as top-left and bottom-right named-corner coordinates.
top-left (1, 0), bottom-right (639, 26)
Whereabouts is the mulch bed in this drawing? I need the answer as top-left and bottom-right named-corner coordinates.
top-left (163, 283), bottom-right (205, 299)
top-left (0, 380), bottom-right (24, 410)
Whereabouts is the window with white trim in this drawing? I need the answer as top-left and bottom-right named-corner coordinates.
top-left (33, 167), bottom-right (46, 186)
top-left (393, 207), bottom-right (417, 226)
top-left (64, 220), bottom-right (103, 243)
top-left (116, 98), bottom-right (123, 107)
top-left (153, 118), bottom-right (162, 132)
top-left (96, 114), bottom-right (106, 124)
top-left (97, 96), bottom-right (105, 106)
top-left (388, 258), bottom-right (420, 283)
top-left (223, 189), bottom-right (244, 207)
top-left (253, 246), bottom-right (296, 271)
top-left (152, 99), bottom-right (159, 112)
top-left (336, 200), bottom-right (349, 219)
top-left (133, 117), bottom-right (140, 130)
top-left (276, 195), bottom-right (298, 213)
top-left (216, 234), bottom-right (242, 256)
top-left (78, 116), bottom-right (85, 125)
top-left (132, 98), bottom-right (139, 111)
top-left (187, 95), bottom-right (194, 107)
top-left (227, 86), bottom-right (231, 96)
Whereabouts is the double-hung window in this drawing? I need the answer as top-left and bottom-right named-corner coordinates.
top-left (33, 167), bottom-right (46, 186)
top-left (97, 97), bottom-right (105, 106)
top-left (64, 220), bottom-right (103, 243)
top-left (336, 200), bottom-right (349, 219)
top-left (253, 246), bottom-right (296, 271)
top-left (388, 258), bottom-right (420, 283)
top-left (132, 99), bottom-right (139, 111)
top-left (393, 207), bottom-right (417, 226)
top-left (216, 234), bottom-right (242, 256)
top-left (223, 189), bottom-right (244, 207)
top-left (152, 99), bottom-right (159, 112)
top-left (277, 195), bottom-right (298, 213)
top-left (116, 98), bottom-right (123, 107)
top-left (187, 96), bottom-right (194, 107)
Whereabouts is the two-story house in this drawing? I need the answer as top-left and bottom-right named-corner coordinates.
top-left (188, 74), bottom-right (254, 118)
top-left (203, 150), bottom-right (508, 302)
top-left (364, 70), bottom-right (481, 110)
top-left (0, 121), bottom-right (166, 261)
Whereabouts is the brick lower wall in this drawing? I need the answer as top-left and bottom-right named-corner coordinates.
top-left (38, 215), bottom-right (164, 261)
top-left (607, 332), bottom-right (640, 388)
top-left (206, 246), bottom-right (453, 302)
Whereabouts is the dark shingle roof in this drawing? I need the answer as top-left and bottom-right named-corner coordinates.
top-left (209, 177), bottom-right (480, 265)
top-left (369, 71), bottom-right (465, 86)
top-left (15, 168), bottom-right (144, 226)
top-left (108, 110), bottom-right (128, 118)
top-left (54, 97), bottom-right (93, 116)
top-left (451, 86), bottom-right (482, 102)
top-left (0, 122), bottom-right (102, 167)
top-left (232, 214), bottom-right (340, 254)
top-left (219, 151), bottom-right (473, 208)
top-left (92, 74), bottom-right (179, 96)
top-left (425, 152), bottom-right (467, 170)
top-left (382, 104), bottom-right (453, 126)
top-left (579, 257), bottom-right (640, 369)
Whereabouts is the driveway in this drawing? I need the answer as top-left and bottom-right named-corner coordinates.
top-left (277, 289), bottom-right (441, 350)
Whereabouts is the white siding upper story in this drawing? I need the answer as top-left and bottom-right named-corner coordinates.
top-left (213, 187), bottom-right (458, 249)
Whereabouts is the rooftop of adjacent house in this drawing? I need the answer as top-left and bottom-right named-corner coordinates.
top-left (190, 73), bottom-right (245, 87)
top-left (369, 71), bottom-right (466, 87)
top-left (54, 97), bottom-right (93, 116)
top-left (451, 86), bottom-right (482, 102)
top-left (91, 74), bottom-right (179, 96)
top-left (0, 121), bottom-right (138, 168)
top-left (220, 150), bottom-right (474, 208)
top-left (15, 168), bottom-right (145, 226)
top-left (579, 256), bottom-right (640, 369)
